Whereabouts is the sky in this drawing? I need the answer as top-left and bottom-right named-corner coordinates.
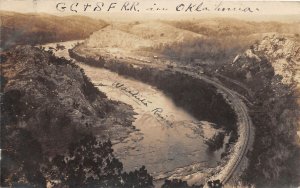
top-left (1, 0), bottom-right (300, 22)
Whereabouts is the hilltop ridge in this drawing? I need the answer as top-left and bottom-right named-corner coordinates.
top-left (0, 11), bottom-right (108, 49)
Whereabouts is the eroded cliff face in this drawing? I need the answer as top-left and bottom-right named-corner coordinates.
top-left (1, 46), bottom-right (135, 157)
top-left (220, 34), bottom-right (300, 187)
top-left (246, 34), bottom-right (299, 85)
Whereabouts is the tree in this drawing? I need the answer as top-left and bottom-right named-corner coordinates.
top-left (161, 179), bottom-right (203, 188)
top-left (207, 180), bottom-right (223, 188)
top-left (121, 166), bottom-right (153, 188)
top-left (47, 135), bottom-right (153, 188)
top-left (1, 129), bottom-right (46, 187)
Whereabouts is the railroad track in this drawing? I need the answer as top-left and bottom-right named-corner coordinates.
top-left (175, 68), bottom-right (253, 185)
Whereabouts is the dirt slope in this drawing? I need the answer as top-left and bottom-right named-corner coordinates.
top-left (84, 21), bottom-right (204, 51)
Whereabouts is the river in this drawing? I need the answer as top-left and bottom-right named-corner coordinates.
top-left (42, 41), bottom-right (224, 184)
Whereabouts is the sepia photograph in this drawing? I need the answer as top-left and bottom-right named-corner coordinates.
top-left (1, 0), bottom-right (299, 187)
